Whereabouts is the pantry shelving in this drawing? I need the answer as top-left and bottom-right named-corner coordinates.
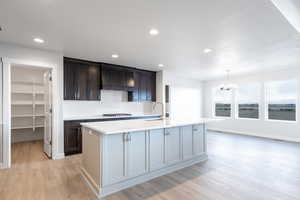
top-left (11, 80), bottom-right (45, 131)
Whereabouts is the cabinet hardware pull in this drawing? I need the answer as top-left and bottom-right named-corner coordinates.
top-left (124, 133), bottom-right (131, 142)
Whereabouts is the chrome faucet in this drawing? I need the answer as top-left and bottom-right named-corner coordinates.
top-left (152, 102), bottom-right (164, 118)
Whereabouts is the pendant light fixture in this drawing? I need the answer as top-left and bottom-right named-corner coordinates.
top-left (218, 70), bottom-right (238, 91)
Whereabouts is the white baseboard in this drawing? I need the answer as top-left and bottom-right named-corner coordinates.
top-left (0, 162), bottom-right (8, 169)
top-left (52, 153), bottom-right (65, 160)
top-left (208, 128), bottom-right (300, 143)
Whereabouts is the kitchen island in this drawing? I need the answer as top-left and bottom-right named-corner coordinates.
top-left (80, 118), bottom-right (220, 199)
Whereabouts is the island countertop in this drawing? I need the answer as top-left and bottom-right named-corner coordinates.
top-left (81, 118), bottom-right (221, 135)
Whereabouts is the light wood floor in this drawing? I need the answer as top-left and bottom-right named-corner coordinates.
top-left (1, 132), bottom-right (300, 200)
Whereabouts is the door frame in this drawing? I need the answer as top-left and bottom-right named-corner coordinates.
top-left (2, 57), bottom-right (55, 168)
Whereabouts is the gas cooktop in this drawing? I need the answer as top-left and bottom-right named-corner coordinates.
top-left (102, 113), bottom-right (132, 117)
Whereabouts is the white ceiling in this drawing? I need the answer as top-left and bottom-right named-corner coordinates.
top-left (0, 0), bottom-right (300, 80)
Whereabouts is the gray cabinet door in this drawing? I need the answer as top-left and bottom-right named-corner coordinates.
top-left (193, 124), bottom-right (204, 156)
top-left (127, 131), bottom-right (147, 177)
top-left (149, 129), bottom-right (165, 171)
top-left (182, 125), bottom-right (194, 160)
top-left (102, 134), bottom-right (126, 186)
top-left (165, 127), bottom-right (181, 165)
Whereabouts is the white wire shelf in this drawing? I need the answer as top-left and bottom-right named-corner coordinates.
top-left (11, 125), bottom-right (44, 130)
top-left (12, 81), bottom-right (44, 86)
top-left (12, 91), bottom-right (45, 95)
top-left (12, 114), bottom-right (45, 118)
top-left (12, 101), bottom-right (45, 105)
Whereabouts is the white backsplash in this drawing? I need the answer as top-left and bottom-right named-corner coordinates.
top-left (63, 90), bottom-right (155, 118)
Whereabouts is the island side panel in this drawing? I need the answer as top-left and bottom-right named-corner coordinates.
top-left (81, 127), bottom-right (102, 193)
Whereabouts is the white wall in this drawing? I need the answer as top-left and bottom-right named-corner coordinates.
top-left (163, 70), bottom-right (203, 120)
top-left (203, 67), bottom-right (300, 142)
top-left (63, 90), bottom-right (153, 118)
top-left (0, 42), bottom-right (64, 162)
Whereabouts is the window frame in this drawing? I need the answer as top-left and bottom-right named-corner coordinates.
top-left (264, 79), bottom-right (298, 123)
top-left (212, 88), bottom-right (233, 119)
top-left (235, 83), bottom-right (261, 120)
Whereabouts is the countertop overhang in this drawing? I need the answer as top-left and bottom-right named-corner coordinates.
top-left (81, 118), bottom-right (222, 135)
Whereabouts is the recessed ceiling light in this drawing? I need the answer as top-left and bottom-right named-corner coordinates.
top-left (0, 26), bottom-right (2, 31)
top-left (158, 64), bottom-right (164, 67)
top-left (33, 38), bottom-right (44, 44)
top-left (149, 29), bottom-right (159, 36)
top-left (112, 54), bottom-right (119, 58)
top-left (203, 48), bottom-right (212, 53)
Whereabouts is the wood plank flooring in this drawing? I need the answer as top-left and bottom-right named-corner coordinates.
top-left (1, 132), bottom-right (300, 200)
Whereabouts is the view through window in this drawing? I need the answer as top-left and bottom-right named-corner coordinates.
top-left (236, 83), bottom-right (260, 119)
top-left (214, 89), bottom-right (232, 117)
top-left (265, 80), bottom-right (297, 121)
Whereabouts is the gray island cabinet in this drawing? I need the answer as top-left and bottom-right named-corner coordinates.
top-left (80, 118), bottom-right (219, 199)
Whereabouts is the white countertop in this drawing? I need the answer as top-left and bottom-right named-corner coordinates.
top-left (81, 118), bottom-right (222, 135)
top-left (64, 114), bottom-right (161, 121)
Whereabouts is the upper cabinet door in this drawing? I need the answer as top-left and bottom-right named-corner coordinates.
top-left (151, 72), bottom-right (156, 101)
top-left (64, 59), bottom-right (79, 100)
top-left (101, 64), bottom-right (125, 90)
top-left (146, 72), bottom-right (156, 102)
top-left (128, 70), bottom-right (156, 102)
top-left (123, 69), bottom-right (135, 91)
top-left (64, 58), bottom-right (101, 100)
top-left (87, 64), bottom-right (101, 100)
top-left (139, 72), bottom-right (148, 102)
top-left (76, 63), bottom-right (89, 100)
top-left (128, 71), bottom-right (140, 102)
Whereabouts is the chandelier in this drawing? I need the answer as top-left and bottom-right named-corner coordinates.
top-left (218, 70), bottom-right (238, 91)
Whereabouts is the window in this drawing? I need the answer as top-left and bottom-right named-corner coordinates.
top-left (265, 80), bottom-right (297, 121)
top-left (236, 83), bottom-right (260, 119)
top-left (213, 88), bottom-right (232, 117)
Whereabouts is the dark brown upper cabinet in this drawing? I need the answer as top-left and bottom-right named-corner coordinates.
top-left (64, 57), bottom-right (156, 102)
top-left (128, 70), bottom-right (156, 102)
top-left (64, 58), bottom-right (101, 100)
top-left (101, 63), bottom-right (135, 91)
top-left (123, 69), bottom-right (135, 91)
